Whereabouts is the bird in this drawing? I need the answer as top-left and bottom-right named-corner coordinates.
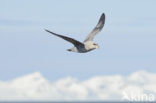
top-left (45, 13), bottom-right (105, 53)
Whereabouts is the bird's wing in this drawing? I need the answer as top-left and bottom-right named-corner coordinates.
top-left (84, 13), bottom-right (105, 42)
top-left (45, 29), bottom-right (84, 46)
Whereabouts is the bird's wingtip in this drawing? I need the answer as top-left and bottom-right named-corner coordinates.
top-left (44, 29), bottom-right (48, 32)
top-left (101, 13), bottom-right (105, 17)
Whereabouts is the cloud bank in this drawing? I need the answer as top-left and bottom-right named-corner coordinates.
top-left (0, 70), bottom-right (156, 101)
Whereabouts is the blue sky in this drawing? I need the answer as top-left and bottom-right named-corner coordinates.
top-left (0, 0), bottom-right (156, 81)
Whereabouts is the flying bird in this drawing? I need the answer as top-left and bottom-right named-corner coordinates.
top-left (45, 13), bottom-right (105, 53)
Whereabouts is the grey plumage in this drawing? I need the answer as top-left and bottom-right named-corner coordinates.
top-left (45, 13), bottom-right (105, 53)
top-left (84, 13), bottom-right (105, 42)
top-left (45, 29), bottom-right (84, 47)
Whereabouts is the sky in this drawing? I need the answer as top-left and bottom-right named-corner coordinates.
top-left (0, 0), bottom-right (156, 82)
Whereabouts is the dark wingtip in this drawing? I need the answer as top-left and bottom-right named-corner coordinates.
top-left (45, 29), bottom-right (53, 34)
top-left (98, 13), bottom-right (105, 24)
top-left (101, 13), bottom-right (105, 19)
top-left (44, 29), bottom-right (49, 32)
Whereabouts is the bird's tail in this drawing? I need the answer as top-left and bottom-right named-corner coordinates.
top-left (67, 49), bottom-right (72, 51)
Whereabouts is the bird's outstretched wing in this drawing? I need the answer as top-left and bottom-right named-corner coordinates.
top-left (45, 29), bottom-right (84, 46)
top-left (84, 13), bottom-right (105, 42)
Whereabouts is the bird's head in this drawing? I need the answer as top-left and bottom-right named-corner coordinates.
top-left (92, 43), bottom-right (99, 49)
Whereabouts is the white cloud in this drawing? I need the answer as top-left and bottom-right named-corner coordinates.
top-left (0, 70), bottom-right (156, 101)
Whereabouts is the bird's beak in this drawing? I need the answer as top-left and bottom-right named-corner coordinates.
top-left (96, 45), bottom-right (99, 49)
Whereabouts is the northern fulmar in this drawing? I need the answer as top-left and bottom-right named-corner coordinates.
top-left (45, 13), bottom-right (105, 53)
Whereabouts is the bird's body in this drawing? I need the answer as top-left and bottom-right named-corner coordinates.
top-left (68, 41), bottom-right (97, 53)
top-left (45, 13), bottom-right (105, 53)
